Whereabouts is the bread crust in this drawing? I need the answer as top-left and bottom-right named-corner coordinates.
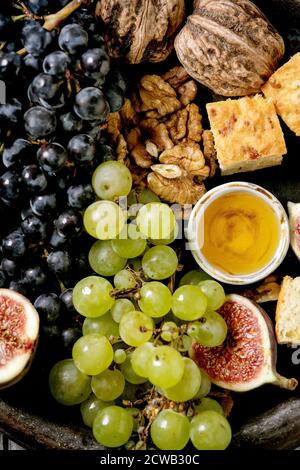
top-left (262, 53), bottom-right (300, 137)
top-left (288, 201), bottom-right (300, 261)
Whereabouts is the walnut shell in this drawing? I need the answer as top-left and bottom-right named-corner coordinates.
top-left (175, 0), bottom-right (285, 96)
top-left (96, 0), bottom-right (185, 64)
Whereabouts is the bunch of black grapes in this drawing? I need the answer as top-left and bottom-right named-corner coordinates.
top-left (0, 1), bottom-right (128, 354)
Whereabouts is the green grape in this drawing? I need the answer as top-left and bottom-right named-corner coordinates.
top-left (114, 349), bottom-right (127, 364)
top-left (127, 189), bottom-right (160, 210)
top-left (112, 237), bottom-right (147, 260)
top-left (73, 276), bottom-right (115, 318)
top-left (82, 312), bottom-right (119, 338)
top-left (120, 382), bottom-right (140, 402)
top-left (181, 334), bottom-right (193, 351)
top-left (92, 161), bottom-right (132, 200)
top-left (110, 299), bottom-right (135, 323)
top-left (138, 282), bottom-right (172, 318)
top-left (93, 406), bottom-right (133, 448)
top-left (111, 226), bottom-right (147, 259)
top-left (136, 203), bottom-right (175, 240)
top-left (187, 311), bottom-right (228, 347)
top-left (150, 222), bottom-right (179, 246)
top-left (172, 285), bottom-right (207, 321)
top-left (150, 410), bottom-right (190, 450)
top-left (91, 369), bottom-right (125, 401)
top-left (72, 334), bottom-right (113, 375)
top-left (129, 257), bottom-right (142, 272)
top-left (138, 189), bottom-right (160, 204)
top-left (127, 189), bottom-right (138, 205)
top-left (126, 407), bottom-right (144, 432)
top-left (190, 411), bottom-right (232, 450)
top-left (80, 394), bottom-right (114, 427)
top-left (179, 269), bottom-right (212, 287)
top-left (114, 269), bottom-right (137, 289)
top-left (194, 397), bottom-right (224, 416)
top-left (198, 280), bottom-right (226, 311)
top-left (49, 359), bottom-right (91, 406)
top-left (89, 240), bottom-right (127, 277)
top-left (142, 246), bottom-right (178, 280)
top-left (120, 353), bottom-right (148, 384)
top-left (127, 221), bottom-right (147, 240)
top-left (148, 345), bottom-right (184, 388)
top-left (119, 311), bottom-right (153, 347)
top-left (131, 342), bottom-right (154, 377)
top-left (83, 201), bottom-right (125, 240)
top-left (161, 321), bottom-right (179, 342)
top-left (193, 369), bottom-right (211, 398)
top-left (161, 358), bottom-right (201, 402)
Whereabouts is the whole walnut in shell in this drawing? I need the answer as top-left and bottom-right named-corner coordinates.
top-left (96, 0), bottom-right (185, 64)
top-left (175, 0), bottom-right (285, 96)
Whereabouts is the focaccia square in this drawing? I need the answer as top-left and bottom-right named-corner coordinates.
top-left (276, 276), bottom-right (300, 345)
top-left (206, 95), bottom-right (287, 176)
top-left (262, 53), bottom-right (300, 136)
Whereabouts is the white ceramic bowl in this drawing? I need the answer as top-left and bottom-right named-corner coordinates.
top-left (187, 182), bottom-right (290, 285)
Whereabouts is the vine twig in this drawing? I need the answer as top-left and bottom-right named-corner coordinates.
top-left (43, 0), bottom-right (86, 31)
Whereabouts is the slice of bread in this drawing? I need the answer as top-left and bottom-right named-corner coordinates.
top-left (262, 53), bottom-right (300, 137)
top-left (206, 95), bottom-right (287, 176)
top-left (276, 276), bottom-right (300, 345)
top-left (288, 201), bottom-right (300, 261)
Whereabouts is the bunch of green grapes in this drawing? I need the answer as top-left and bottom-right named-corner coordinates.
top-left (49, 167), bottom-right (232, 450)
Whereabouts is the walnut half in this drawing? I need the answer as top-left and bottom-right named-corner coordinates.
top-left (127, 128), bottom-right (153, 168)
top-left (159, 142), bottom-right (205, 176)
top-left (136, 75), bottom-right (181, 117)
top-left (147, 171), bottom-right (206, 205)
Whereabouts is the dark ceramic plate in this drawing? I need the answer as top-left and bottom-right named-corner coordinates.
top-left (1, 0), bottom-right (300, 450)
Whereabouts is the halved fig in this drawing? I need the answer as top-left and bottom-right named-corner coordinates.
top-left (288, 201), bottom-right (300, 261)
top-left (0, 289), bottom-right (39, 389)
top-left (191, 294), bottom-right (298, 392)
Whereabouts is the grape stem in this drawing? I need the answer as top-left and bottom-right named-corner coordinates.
top-left (43, 0), bottom-right (88, 31)
top-left (11, 14), bottom-right (27, 21)
top-left (168, 245), bottom-right (183, 293)
top-left (128, 389), bottom-right (193, 450)
top-left (152, 323), bottom-right (187, 345)
top-left (17, 48), bottom-right (27, 57)
top-left (110, 268), bottom-right (144, 300)
top-left (108, 336), bottom-right (122, 346)
top-left (16, 0), bottom-right (93, 56)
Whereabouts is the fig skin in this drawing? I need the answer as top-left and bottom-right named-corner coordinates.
top-left (0, 289), bottom-right (39, 390)
top-left (191, 294), bottom-right (298, 392)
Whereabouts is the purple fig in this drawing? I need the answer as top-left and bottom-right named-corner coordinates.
top-left (191, 294), bottom-right (298, 392)
top-left (0, 289), bottom-right (39, 389)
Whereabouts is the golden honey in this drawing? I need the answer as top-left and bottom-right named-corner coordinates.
top-left (200, 191), bottom-right (280, 276)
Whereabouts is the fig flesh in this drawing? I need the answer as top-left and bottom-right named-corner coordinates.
top-left (191, 294), bottom-right (298, 392)
top-left (0, 288), bottom-right (39, 389)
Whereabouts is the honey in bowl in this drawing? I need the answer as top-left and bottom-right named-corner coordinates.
top-left (200, 191), bottom-right (280, 276)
